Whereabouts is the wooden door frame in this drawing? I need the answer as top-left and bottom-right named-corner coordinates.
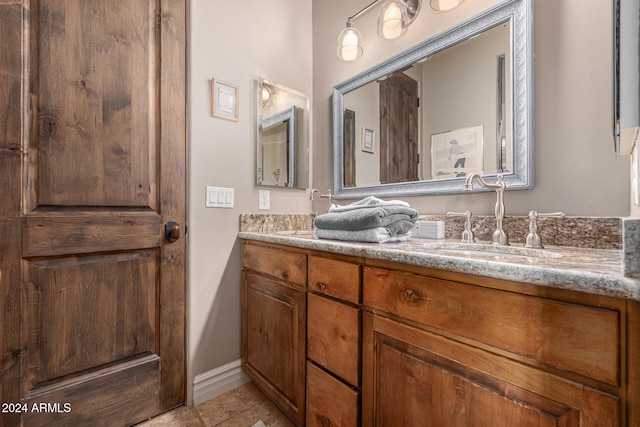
top-left (0, 3), bottom-right (24, 426)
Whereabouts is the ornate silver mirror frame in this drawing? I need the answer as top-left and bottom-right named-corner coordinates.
top-left (332, 0), bottom-right (533, 199)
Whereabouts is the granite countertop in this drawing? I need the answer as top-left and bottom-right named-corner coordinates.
top-left (239, 230), bottom-right (640, 301)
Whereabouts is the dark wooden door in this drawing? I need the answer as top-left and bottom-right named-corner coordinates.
top-left (0, 1), bottom-right (186, 426)
top-left (379, 72), bottom-right (419, 184)
top-left (343, 109), bottom-right (356, 187)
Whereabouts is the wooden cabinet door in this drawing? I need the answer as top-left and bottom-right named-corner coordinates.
top-left (362, 313), bottom-right (620, 427)
top-left (0, 1), bottom-right (186, 426)
top-left (242, 272), bottom-right (306, 426)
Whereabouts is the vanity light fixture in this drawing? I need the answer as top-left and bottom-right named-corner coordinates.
top-left (429, 0), bottom-right (464, 13)
top-left (337, 19), bottom-right (364, 61)
top-left (337, 0), bottom-right (421, 61)
top-left (377, 1), bottom-right (409, 40)
top-left (260, 81), bottom-right (275, 108)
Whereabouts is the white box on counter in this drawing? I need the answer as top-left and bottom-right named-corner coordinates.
top-left (411, 220), bottom-right (445, 239)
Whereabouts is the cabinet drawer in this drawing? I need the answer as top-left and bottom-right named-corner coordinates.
top-left (308, 255), bottom-right (360, 303)
top-left (243, 243), bottom-right (306, 287)
top-left (306, 362), bottom-right (358, 427)
top-left (307, 293), bottom-right (359, 386)
top-left (363, 267), bottom-right (620, 386)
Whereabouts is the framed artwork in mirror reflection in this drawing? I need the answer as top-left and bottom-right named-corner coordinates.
top-left (431, 125), bottom-right (484, 179)
top-left (362, 127), bottom-right (375, 153)
top-left (212, 78), bottom-right (239, 121)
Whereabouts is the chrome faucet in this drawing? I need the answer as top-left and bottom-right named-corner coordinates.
top-left (310, 189), bottom-right (333, 212)
top-left (447, 210), bottom-right (476, 243)
top-left (464, 173), bottom-right (509, 245)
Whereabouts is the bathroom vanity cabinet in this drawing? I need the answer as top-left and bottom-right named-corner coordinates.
top-left (241, 239), bottom-right (640, 426)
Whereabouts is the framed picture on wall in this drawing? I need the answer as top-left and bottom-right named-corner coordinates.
top-left (361, 127), bottom-right (375, 153)
top-left (212, 78), bottom-right (239, 121)
top-left (431, 125), bottom-right (484, 179)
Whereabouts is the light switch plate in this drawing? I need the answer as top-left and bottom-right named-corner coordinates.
top-left (206, 186), bottom-right (234, 208)
top-left (259, 190), bottom-right (270, 210)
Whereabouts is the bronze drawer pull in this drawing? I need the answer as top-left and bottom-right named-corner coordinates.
top-left (282, 271), bottom-right (289, 281)
top-left (317, 282), bottom-right (327, 290)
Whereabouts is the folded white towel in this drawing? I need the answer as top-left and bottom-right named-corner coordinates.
top-left (328, 196), bottom-right (410, 213)
top-left (314, 227), bottom-right (412, 243)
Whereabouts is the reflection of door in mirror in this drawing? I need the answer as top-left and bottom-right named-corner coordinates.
top-left (380, 72), bottom-right (419, 184)
top-left (344, 109), bottom-right (356, 187)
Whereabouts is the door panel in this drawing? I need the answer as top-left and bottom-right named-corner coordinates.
top-left (376, 337), bottom-right (580, 426)
top-left (26, 252), bottom-right (158, 384)
top-left (362, 313), bottom-right (620, 426)
top-left (23, 354), bottom-right (161, 427)
top-left (31, 0), bottom-right (158, 209)
top-left (22, 212), bottom-right (162, 257)
top-left (0, 0), bottom-right (186, 425)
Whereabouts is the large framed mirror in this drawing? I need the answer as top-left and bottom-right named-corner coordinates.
top-left (257, 78), bottom-right (310, 188)
top-left (613, 0), bottom-right (640, 158)
top-left (333, 0), bottom-right (533, 199)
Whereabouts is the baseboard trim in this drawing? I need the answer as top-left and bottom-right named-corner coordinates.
top-left (192, 359), bottom-right (251, 406)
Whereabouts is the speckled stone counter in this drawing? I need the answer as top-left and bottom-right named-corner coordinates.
top-left (239, 225), bottom-right (640, 301)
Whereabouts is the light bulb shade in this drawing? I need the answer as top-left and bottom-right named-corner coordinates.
top-left (261, 87), bottom-right (271, 103)
top-left (337, 25), bottom-right (363, 61)
top-left (377, 1), bottom-right (408, 40)
top-left (430, 0), bottom-right (464, 12)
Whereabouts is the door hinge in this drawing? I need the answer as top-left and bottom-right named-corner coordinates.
top-left (417, 97), bottom-right (420, 108)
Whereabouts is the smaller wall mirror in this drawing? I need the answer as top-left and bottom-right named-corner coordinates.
top-left (257, 78), bottom-right (310, 188)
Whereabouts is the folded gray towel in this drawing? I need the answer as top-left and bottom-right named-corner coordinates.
top-left (314, 205), bottom-right (418, 231)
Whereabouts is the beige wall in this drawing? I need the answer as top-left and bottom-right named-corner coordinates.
top-left (187, 0), bottom-right (312, 404)
top-left (313, 0), bottom-right (630, 216)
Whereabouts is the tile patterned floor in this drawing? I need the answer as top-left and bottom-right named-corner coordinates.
top-left (137, 382), bottom-right (294, 427)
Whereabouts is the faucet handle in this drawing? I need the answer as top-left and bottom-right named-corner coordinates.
top-left (447, 210), bottom-right (476, 243)
top-left (524, 211), bottom-right (566, 249)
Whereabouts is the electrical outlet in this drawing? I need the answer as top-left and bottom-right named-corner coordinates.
top-left (259, 190), bottom-right (270, 210)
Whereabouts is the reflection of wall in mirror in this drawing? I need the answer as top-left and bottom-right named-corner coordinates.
top-left (421, 22), bottom-right (511, 180)
top-left (260, 122), bottom-right (289, 186)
